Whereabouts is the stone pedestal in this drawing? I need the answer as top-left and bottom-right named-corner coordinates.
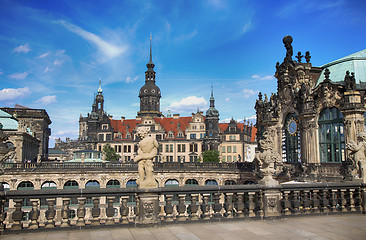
top-left (137, 193), bottom-right (159, 225)
top-left (263, 188), bottom-right (281, 218)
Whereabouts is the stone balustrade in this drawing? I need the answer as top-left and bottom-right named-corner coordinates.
top-left (1, 162), bottom-right (254, 172)
top-left (0, 182), bottom-right (364, 233)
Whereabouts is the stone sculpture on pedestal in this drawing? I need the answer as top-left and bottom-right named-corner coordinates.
top-left (346, 132), bottom-right (366, 183)
top-left (254, 131), bottom-right (281, 185)
top-left (134, 126), bottom-right (158, 188)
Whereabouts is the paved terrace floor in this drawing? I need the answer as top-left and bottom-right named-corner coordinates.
top-left (2, 215), bottom-right (366, 240)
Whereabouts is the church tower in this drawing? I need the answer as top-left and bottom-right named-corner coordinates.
top-left (204, 87), bottom-right (220, 151)
top-left (95, 79), bottom-right (104, 116)
top-left (137, 35), bottom-right (162, 118)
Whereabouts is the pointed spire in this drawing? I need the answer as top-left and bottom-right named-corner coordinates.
top-left (210, 85), bottom-right (215, 107)
top-left (146, 34), bottom-right (155, 71)
top-left (150, 33), bottom-right (152, 62)
top-left (97, 78), bottom-right (103, 94)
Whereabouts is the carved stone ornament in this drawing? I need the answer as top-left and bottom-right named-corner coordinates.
top-left (267, 198), bottom-right (277, 208)
top-left (134, 126), bottom-right (158, 188)
top-left (254, 131), bottom-right (281, 185)
top-left (346, 132), bottom-right (366, 183)
top-left (143, 202), bottom-right (154, 219)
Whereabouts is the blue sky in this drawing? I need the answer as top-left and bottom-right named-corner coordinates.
top-left (0, 0), bottom-right (365, 147)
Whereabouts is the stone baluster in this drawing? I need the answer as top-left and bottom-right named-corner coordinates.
top-left (91, 197), bottom-right (100, 225)
top-left (248, 192), bottom-right (256, 217)
top-left (164, 194), bottom-right (174, 222)
top-left (11, 199), bottom-right (23, 230)
top-left (348, 189), bottom-right (356, 212)
top-left (224, 193), bottom-right (234, 218)
top-left (302, 190), bottom-right (310, 214)
top-left (60, 198), bottom-right (70, 227)
top-left (76, 197), bottom-right (86, 226)
top-left (106, 196), bottom-right (115, 225)
top-left (176, 194), bottom-right (187, 221)
top-left (337, 189), bottom-right (345, 212)
top-left (291, 191), bottom-right (300, 215)
top-left (281, 191), bottom-right (291, 215)
top-left (354, 188), bottom-right (361, 212)
top-left (200, 193), bottom-right (211, 220)
top-left (0, 198), bottom-right (6, 233)
top-left (28, 199), bottom-right (40, 229)
top-left (120, 196), bottom-right (129, 224)
top-left (312, 190), bottom-right (320, 214)
top-left (330, 189), bottom-right (337, 212)
top-left (257, 192), bottom-right (263, 218)
top-left (45, 198), bottom-right (56, 228)
top-left (213, 193), bottom-right (222, 219)
top-left (188, 194), bottom-right (199, 220)
top-left (320, 189), bottom-right (329, 213)
top-left (235, 193), bottom-right (245, 218)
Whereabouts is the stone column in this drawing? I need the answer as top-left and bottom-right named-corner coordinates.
top-left (137, 193), bottom-right (159, 225)
top-left (299, 116), bottom-right (318, 164)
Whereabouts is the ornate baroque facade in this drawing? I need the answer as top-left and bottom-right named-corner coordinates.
top-left (255, 35), bottom-right (366, 178)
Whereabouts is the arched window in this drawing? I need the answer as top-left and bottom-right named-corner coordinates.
top-left (165, 179), bottom-right (179, 186)
top-left (318, 107), bottom-right (345, 163)
top-left (106, 180), bottom-right (120, 188)
top-left (41, 181), bottom-right (57, 189)
top-left (64, 180), bottom-right (79, 189)
top-left (224, 180), bottom-right (236, 185)
top-left (282, 113), bottom-right (301, 163)
top-left (17, 181), bottom-right (34, 190)
top-left (185, 179), bottom-right (198, 186)
top-left (126, 180), bottom-right (137, 188)
top-left (85, 180), bottom-right (100, 188)
top-left (205, 180), bottom-right (218, 185)
top-left (1, 182), bottom-right (10, 191)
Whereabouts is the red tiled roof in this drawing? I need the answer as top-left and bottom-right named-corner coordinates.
top-left (110, 119), bottom-right (142, 139)
top-left (251, 127), bottom-right (257, 142)
top-left (153, 116), bottom-right (193, 137)
top-left (218, 122), bottom-right (247, 132)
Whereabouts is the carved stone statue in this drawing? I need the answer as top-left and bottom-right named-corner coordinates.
top-left (254, 131), bottom-right (281, 185)
top-left (0, 129), bottom-right (16, 174)
top-left (134, 127), bottom-right (158, 188)
top-left (346, 132), bottom-right (366, 182)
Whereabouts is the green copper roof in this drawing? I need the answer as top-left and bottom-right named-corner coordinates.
top-left (316, 49), bottom-right (366, 86)
top-left (0, 110), bottom-right (18, 130)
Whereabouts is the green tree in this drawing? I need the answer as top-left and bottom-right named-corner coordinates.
top-left (102, 144), bottom-right (120, 162)
top-left (202, 150), bottom-right (220, 162)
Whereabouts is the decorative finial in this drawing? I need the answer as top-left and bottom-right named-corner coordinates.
top-left (258, 92), bottom-right (262, 101)
top-left (324, 68), bottom-right (330, 80)
top-left (305, 51), bottom-right (311, 63)
top-left (295, 51), bottom-right (303, 62)
top-left (211, 84), bottom-right (213, 97)
top-left (98, 78), bottom-right (103, 93)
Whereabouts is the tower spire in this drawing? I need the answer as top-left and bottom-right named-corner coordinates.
top-left (150, 34), bottom-right (152, 63)
top-left (210, 85), bottom-right (215, 107)
top-left (97, 78), bottom-right (103, 94)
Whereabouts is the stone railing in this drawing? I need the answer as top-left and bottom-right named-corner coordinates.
top-left (1, 162), bottom-right (254, 172)
top-left (0, 182), bottom-right (364, 233)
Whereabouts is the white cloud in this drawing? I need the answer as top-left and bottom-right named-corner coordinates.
top-left (58, 20), bottom-right (127, 58)
top-left (251, 74), bottom-right (275, 81)
top-left (53, 59), bottom-right (64, 66)
top-left (243, 88), bottom-right (259, 99)
top-left (125, 76), bottom-right (138, 83)
top-left (168, 96), bottom-right (207, 112)
top-left (0, 87), bottom-right (31, 101)
top-left (242, 21), bottom-right (252, 34)
top-left (225, 98), bottom-right (230, 101)
top-left (35, 95), bottom-right (57, 105)
top-left (38, 51), bottom-right (50, 58)
top-left (13, 43), bottom-right (31, 53)
top-left (8, 72), bottom-right (29, 80)
top-left (0, 69), bottom-right (3, 75)
top-left (43, 67), bottom-right (50, 73)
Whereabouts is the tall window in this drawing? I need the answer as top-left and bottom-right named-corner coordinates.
top-left (318, 107), bottom-right (345, 163)
top-left (283, 113), bottom-right (301, 163)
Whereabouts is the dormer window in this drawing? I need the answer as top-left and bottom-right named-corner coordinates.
top-left (126, 133), bottom-right (131, 139)
top-left (102, 124), bottom-right (108, 130)
top-left (177, 132), bottom-right (183, 138)
top-left (168, 132), bottom-right (174, 138)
